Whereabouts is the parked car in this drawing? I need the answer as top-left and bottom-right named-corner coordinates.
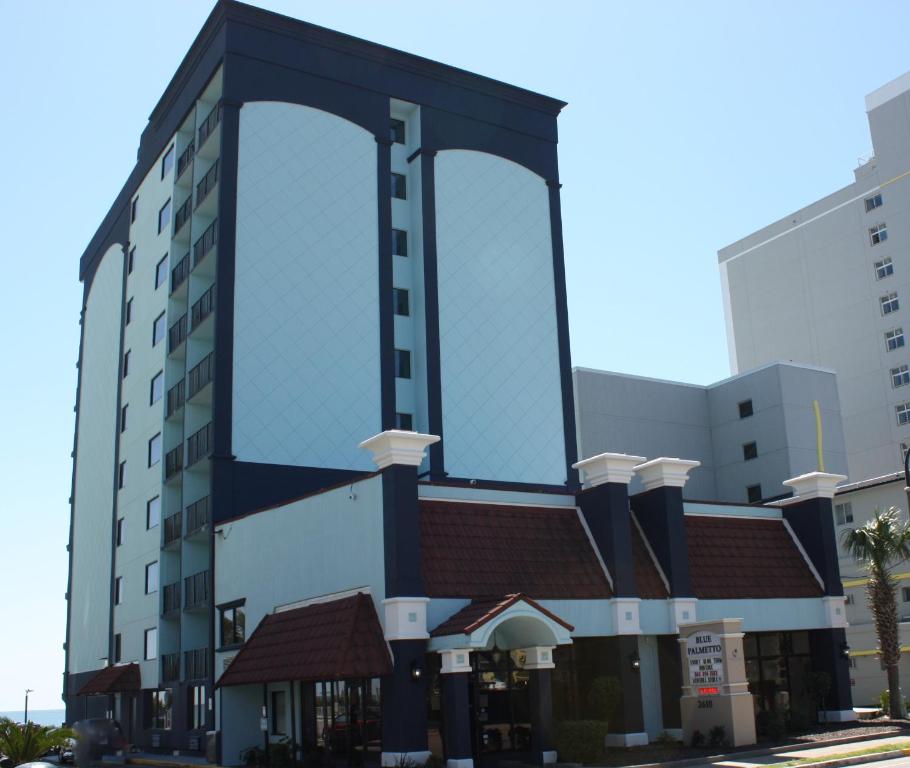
top-left (71, 719), bottom-right (127, 765)
top-left (59, 737), bottom-right (76, 764)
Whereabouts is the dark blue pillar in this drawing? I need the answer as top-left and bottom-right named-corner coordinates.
top-left (441, 668), bottom-right (472, 766)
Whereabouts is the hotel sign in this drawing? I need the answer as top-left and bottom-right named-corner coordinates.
top-left (686, 632), bottom-right (724, 690)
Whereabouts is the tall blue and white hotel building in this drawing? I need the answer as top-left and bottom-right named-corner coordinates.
top-left (66, 2), bottom-right (855, 764)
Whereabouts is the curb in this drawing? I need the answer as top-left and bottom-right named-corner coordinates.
top-left (790, 747), bottom-right (910, 768)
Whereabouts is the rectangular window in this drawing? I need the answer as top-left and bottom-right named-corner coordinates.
top-left (738, 399), bottom-right (753, 418)
top-left (742, 441), bottom-right (758, 461)
top-left (394, 288), bottom-right (410, 316)
top-left (131, 197), bottom-right (138, 223)
top-left (834, 501), bottom-right (854, 526)
top-left (865, 193), bottom-right (883, 212)
top-left (115, 576), bottom-right (123, 605)
top-left (153, 312), bottom-right (166, 346)
top-left (146, 689), bottom-right (172, 730)
top-left (394, 348), bottom-right (411, 379)
top-left (161, 144), bottom-right (175, 179)
top-left (150, 371), bottom-right (164, 404)
top-left (145, 561), bottom-right (159, 594)
top-left (870, 223), bottom-right (888, 245)
top-left (390, 118), bottom-right (406, 144)
top-left (144, 627), bottom-right (158, 660)
top-left (118, 461), bottom-right (126, 489)
top-left (123, 349), bottom-right (131, 378)
top-left (149, 433), bottom-right (162, 467)
top-left (116, 518), bottom-right (124, 547)
top-left (881, 292), bottom-right (900, 315)
top-left (271, 690), bottom-right (287, 736)
top-left (892, 365), bottom-right (910, 388)
top-left (125, 297), bottom-right (133, 325)
top-left (897, 402), bottom-right (910, 426)
top-left (128, 247), bottom-right (136, 275)
top-left (845, 593), bottom-right (855, 605)
top-left (158, 199), bottom-right (172, 235)
top-left (155, 255), bottom-right (169, 289)
top-left (120, 404), bottom-right (128, 433)
top-left (395, 412), bottom-right (413, 430)
top-left (392, 228), bottom-right (408, 257)
top-left (392, 172), bottom-right (407, 200)
top-left (220, 603), bottom-right (246, 647)
top-left (147, 496), bottom-right (161, 529)
top-left (188, 685), bottom-right (206, 731)
top-left (903, 587), bottom-right (910, 603)
top-left (114, 633), bottom-right (122, 663)
top-left (875, 257), bottom-right (894, 280)
top-left (746, 484), bottom-right (762, 503)
top-left (886, 328), bottom-right (905, 351)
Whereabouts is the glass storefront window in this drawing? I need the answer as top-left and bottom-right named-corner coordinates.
top-left (314, 678), bottom-right (381, 761)
top-left (474, 649), bottom-right (532, 753)
top-left (744, 631), bottom-right (811, 716)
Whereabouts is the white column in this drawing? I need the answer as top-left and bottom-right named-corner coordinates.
top-left (359, 429), bottom-right (440, 468)
top-left (572, 452), bottom-right (646, 488)
top-left (633, 457), bottom-right (701, 490)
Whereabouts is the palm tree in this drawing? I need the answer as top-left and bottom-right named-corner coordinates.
top-left (0, 717), bottom-right (76, 766)
top-left (842, 507), bottom-right (910, 719)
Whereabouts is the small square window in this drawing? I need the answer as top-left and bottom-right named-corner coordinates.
top-left (155, 255), bottom-right (169, 289)
top-left (120, 404), bottom-right (128, 433)
top-left (845, 593), bottom-right (855, 605)
top-left (903, 587), bottom-right (910, 603)
top-left (881, 292), bottom-right (900, 315)
top-left (114, 633), bottom-right (122, 663)
top-left (394, 348), bottom-right (411, 379)
top-left (131, 197), bottom-right (138, 223)
top-left (394, 288), bottom-right (410, 317)
top-left (116, 517), bottom-right (124, 547)
top-left (390, 119), bottom-right (406, 144)
top-left (870, 223), bottom-right (888, 245)
top-left (835, 501), bottom-right (854, 526)
top-left (392, 229), bottom-right (408, 257)
top-left (147, 496), bottom-right (161, 529)
top-left (887, 328), bottom-right (906, 351)
top-left (897, 402), bottom-right (910, 426)
top-left (149, 433), bottom-right (162, 467)
top-left (395, 412), bottom-right (414, 430)
top-left (144, 627), bottom-right (158, 660)
top-left (865, 193), bottom-right (883, 212)
top-left (125, 297), bottom-right (133, 325)
top-left (128, 247), bottom-right (136, 275)
top-left (743, 441), bottom-right (758, 461)
top-left (220, 603), bottom-right (246, 647)
top-left (123, 349), bottom-right (131, 378)
top-left (150, 371), bottom-right (164, 404)
top-left (145, 561), bottom-right (159, 594)
top-left (153, 312), bottom-right (166, 346)
top-left (746, 484), bottom-right (762, 504)
top-left (892, 365), bottom-right (910, 388)
top-left (115, 576), bottom-right (123, 605)
top-left (392, 173), bottom-right (407, 200)
top-left (875, 258), bottom-right (894, 280)
top-left (738, 399), bottom-right (753, 418)
top-left (158, 199), bottom-right (172, 235)
top-left (161, 145), bottom-right (175, 179)
top-left (118, 461), bottom-right (126, 489)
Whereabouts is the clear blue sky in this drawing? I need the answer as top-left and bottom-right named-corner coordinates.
top-left (2, 0), bottom-right (909, 711)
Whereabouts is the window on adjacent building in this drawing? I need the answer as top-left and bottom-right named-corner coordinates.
top-left (123, 349), bottom-right (131, 378)
top-left (150, 371), bottom-right (164, 404)
top-left (746, 484), bottom-right (762, 503)
top-left (875, 257), bottom-right (894, 280)
top-left (131, 197), bottom-right (138, 223)
top-left (155, 255), bottom-right (169, 289)
top-left (738, 399), bottom-right (753, 418)
top-left (271, 690), bottom-right (287, 736)
top-left (114, 576), bottom-right (123, 605)
top-left (870, 223), bottom-right (888, 245)
top-left (881, 292), bottom-right (900, 315)
top-left (394, 288), bottom-right (410, 316)
top-left (188, 685), bottom-right (206, 731)
top-left (162, 145), bottom-right (175, 179)
top-left (125, 297), bottom-right (133, 325)
top-left (147, 495), bottom-right (161, 529)
top-left (120, 404), bottom-right (128, 433)
top-left (886, 328), bottom-right (905, 351)
top-left (903, 587), bottom-right (910, 603)
top-left (116, 517), bottom-right (124, 547)
top-left (118, 461), bottom-right (126, 489)
top-left (146, 688), bottom-right (172, 729)
top-left (395, 412), bottom-right (414, 430)
top-left (158, 199), bottom-right (172, 235)
top-left (392, 228), bottom-right (408, 257)
top-left (865, 193), bottom-right (883, 212)
top-left (897, 402), bottom-right (910, 426)
top-left (845, 593), bottom-right (855, 605)
top-left (149, 433), bottom-right (162, 466)
top-left (144, 627), bottom-right (158, 660)
top-left (219, 602), bottom-right (246, 647)
top-left (145, 561), bottom-right (159, 594)
top-left (128, 246), bottom-right (136, 275)
top-left (392, 172), bottom-right (407, 200)
top-left (742, 441), bottom-right (758, 461)
top-left (834, 501), bottom-right (854, 526)
top-left (153, 312), bottom-right (166, 346)
top-left (390, 118), bottom-right (406, 144)
top-left (394, 348), bottom-right (411, 379)
top-left (113, 633), bottom-right (122, 663)
top-left (892, 365), bottom-right (910, 388)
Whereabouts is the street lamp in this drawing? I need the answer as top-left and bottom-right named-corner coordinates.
top-left (24, 689), bottom-right (34, 724)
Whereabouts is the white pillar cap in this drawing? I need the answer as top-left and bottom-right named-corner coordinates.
top-left (359, 430), bottom-right (440, 469)
top-left (572, 452), bottom-right (647, 488)
top-left (634, 457), bottom-right (701, 490)
top-left (782, 471), bottom-right (848, 500)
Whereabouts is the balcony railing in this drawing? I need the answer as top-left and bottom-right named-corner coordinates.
top-left (193, 220), bottom-right (217, 267)
top-left (188, 352), bottom-right (214, 399)
top-left (176, 141), bottom-right (195, 180)
top-left (195, 160), bottom-right (219, 209)
top-left (174, 195), bottom-right (193, 235)
top-left (161, 652), bottom-right (180, 683)
top-left (186, 422), bottom-right (214, 468)
top-left (168, 314), bottom-right (187, 354)
top-left (184, 571), bottom-right (210, 611)
top-left (163, 511), bottom-right (182, 547)
top-left (162, 582), bottom-right (181, 616)
top-left (166, 379), bottom-right (185, 419)
top-left (184, 647), bottom-right (208, 681)
top-left (197, 104), bottom-right (222, 149)
top-left (186, 496), bottom-right (210, 536)
top-left (170, 253), bottom-right (189, 294)
top-left (191, 286), bottom-right (215, 331)
top-left (165, 445), bottom-right (183, 480)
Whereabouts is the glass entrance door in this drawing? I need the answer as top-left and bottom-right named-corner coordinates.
top-left (472, 650), bottom-right (532, 759)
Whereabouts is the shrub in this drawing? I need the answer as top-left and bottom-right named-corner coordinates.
top-left (690, 730), bottom-right (705, 748)
top-left (755, 710), bottom-right (786, 741)
top-left (880, 690), bottom-right (909, 715)
top-left (587, 676), bottom-right (621, 722)
top-left (554, 720), bottom-right (609, 763)
top-left (708, 725), bottom-right (726, 748)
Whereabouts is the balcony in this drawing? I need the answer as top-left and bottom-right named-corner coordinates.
top-left (186, 422), bottom-right (213, 468)
top-left (163, 511), bottom-right (182, 548)
top-left (187, 352), bottom-right (214, 401)
top-left (184, 647), bottom-right (208, 681)
top-left (168, 314), bottom-right (187, 356)
top-left (176, 141), bottom-right (195, 181)
top-left (161, 652), bottom-right (180, 683)
top-left (166, 379), bottom-right (185, 420)
top-left (165, 445), bottom-right (183, 481)
top-left (191, 286), bottom-right (215, 333)
top-left (195, 159), bottom-right (219, 210)
top-left (193, 220), bottom-right (217, 269)
top-left (197, 104), bottom-right (222, 151)
top-left (185, 496), bottom-right (210, 539)
top-left (173, 195), bottom-right (193, 237)
top-left (170, 253), bottom-right (190, 296)
top-left (184, 570), bottom-right (210, 611)
top-left (162, 582), bottom-right (181, 617)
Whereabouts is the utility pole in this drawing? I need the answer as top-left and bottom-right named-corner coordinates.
top-left (24, 689), bottom-right (33, 724)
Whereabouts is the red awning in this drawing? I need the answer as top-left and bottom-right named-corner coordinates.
top-left (76, 663), bottom-right (141, 695)
top-left (217, 592), bottom-right (392, 687)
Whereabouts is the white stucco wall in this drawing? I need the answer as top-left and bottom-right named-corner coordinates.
top-left (70, 243), bottom-right (123, 674)
top-left (232, 101), bottom-right (380, 470)
top-left (434, 150), bottom-right (566, 485)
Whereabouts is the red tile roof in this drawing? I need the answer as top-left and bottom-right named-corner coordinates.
top-left (419, 500), bottom-right (612, 599)
top-left (217, 593), bottom-right (392, 687)
top-left (685, 516), bottom-right (824, 599)
top-left (632, 524), bottom-right (669, 599)
top-left (77, 663), bottom-right (141, 695)
top-left (430, 593), bottom-right (575, 638)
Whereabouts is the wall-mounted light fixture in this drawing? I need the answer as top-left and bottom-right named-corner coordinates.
top-left (630, 652), bottom-right (641, 672)
top-left (840, 641), bottom-right (851, 660)
top-left (411, 661), bottom-right (423, 681)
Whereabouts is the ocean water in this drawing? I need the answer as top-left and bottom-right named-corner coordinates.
top-left (0, 709), bottom-right (67, 727)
